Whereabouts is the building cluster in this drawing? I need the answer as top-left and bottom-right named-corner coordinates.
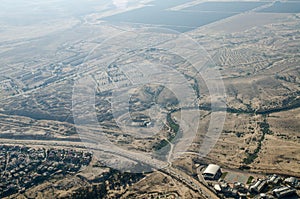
top-left (0, 145), bottom-right (92, 198)
top-left (0, 78), bottom-right (19, 95)
top-left (201, 164), bottom-right (299, 199)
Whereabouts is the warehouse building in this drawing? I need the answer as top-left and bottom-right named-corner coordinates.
top-left (249, 179), bottom-right (267, 193)
top-left (284, 177), bottom-right (298, 187)
top-left (202, 164), bottom-right (222, 180)
top-left (273, 186), bottom-right (296, 198)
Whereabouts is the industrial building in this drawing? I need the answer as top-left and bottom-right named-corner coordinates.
top-left (249, 179), bottom-right (267, 193)
top-left (268, 174), bottom-right (281, 185)
top-left (284, 177), bottom-right (298, 187)
top-left (202, 164), bottom-right (222, 180)
top-left (272, 186), bottom-right (296, 198)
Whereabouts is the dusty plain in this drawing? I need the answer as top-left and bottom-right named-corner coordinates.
top-left (0, 0), bottom-right (299, 198)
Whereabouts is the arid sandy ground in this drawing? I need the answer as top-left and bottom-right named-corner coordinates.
top-left (0, 0), bottom-right (299, 198)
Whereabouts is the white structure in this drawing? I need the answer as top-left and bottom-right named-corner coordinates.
top-left (273, 186), bottom-right (296, 198)
top-left (268, 174), bottom-right (281, 185)
top-left (202, 164), bottom-right (222, 180)
top-left (249, 179), bottom-right (267, 193)
top-left (284, 177), bottom-right (298, 187)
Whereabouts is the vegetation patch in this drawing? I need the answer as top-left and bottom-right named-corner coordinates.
top-left (153, 139), bottom-right (169, 151)
top-left (246, 176), bottom-right (254, 184)
top-left (243, 117), bottom-right (272, 164)
top-left (221, 172), bottom-right (228, 179)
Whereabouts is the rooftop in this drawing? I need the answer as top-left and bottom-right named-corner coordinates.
top-left (203, 164), bottom-right (221, 176)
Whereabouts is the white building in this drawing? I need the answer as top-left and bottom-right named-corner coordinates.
top-left (202, 164), bottom-right (222, 180)
top-left (273, 186), bottom-right (296, 198)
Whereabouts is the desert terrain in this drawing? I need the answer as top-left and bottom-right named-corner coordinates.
top-left (0, 0), bottom-right (299, 198)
